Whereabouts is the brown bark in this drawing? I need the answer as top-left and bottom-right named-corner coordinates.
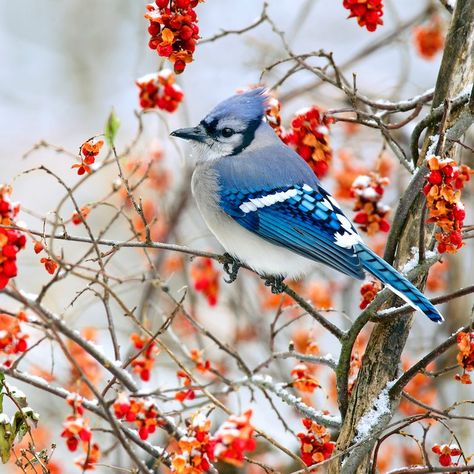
top-left (329, 1), bottom-right (474, 473)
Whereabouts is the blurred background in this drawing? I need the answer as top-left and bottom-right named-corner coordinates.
top-left (0, 0), bottom-right (473, 472)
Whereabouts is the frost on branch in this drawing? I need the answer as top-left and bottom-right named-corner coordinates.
top-left (353, 381), bottom-right (394, 443)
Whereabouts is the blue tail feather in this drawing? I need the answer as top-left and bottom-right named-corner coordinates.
top-left (355, 244), bottom-right (444, 323)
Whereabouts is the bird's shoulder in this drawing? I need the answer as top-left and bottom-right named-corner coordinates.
top-left (212, 142), bottom-right (319, 191)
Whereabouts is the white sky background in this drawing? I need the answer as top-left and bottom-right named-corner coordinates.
top-left (0, 1), bottom-right (472, 472)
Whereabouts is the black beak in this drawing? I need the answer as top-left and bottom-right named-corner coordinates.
top-left (170, 125), bottom-right (207, 143)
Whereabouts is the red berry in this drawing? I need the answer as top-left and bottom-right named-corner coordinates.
top-left (2, 245), bottom-right (17, 258)
top-left (439, 454), bottom-right (452, 467)
top-left (453, 207), bottom-right (466, 221)
top-left (379, 219), bottom-right (390, 232)
top-left (174, 60), bottom-right (186, 74)
top-left (139, 426), bottom-right (149, 440)
top-left (79, 428), bottom-right (92, 442)
top-left (157, 43), bottom-right (173, 57)
top-left (354, 212), bottom-right (368, 224)
top-left (175, 0), bottom-right (190, 8)
top-left (444, 165), bottom-right (453, 177)
top-left (67, 437), bottom-right (79, 452)
top-left (0, 274), bottom-right (9, 289)
top-left (179, 25), bottom-right (193, 40)
top-left (148, 37), bottom-right (161, 49)
top-left (0, 201), bottom-right (10, 213)
top-left (16, 234), bottom-right (26, 248)
top-left (449, 231), bottom-right (462, 246)
top-left (3, 260), bottom-right (17, 278)
top-left (148, 22), bottom-right (161, 36)
top-left (140, 369), bottom-right (151, 381)
top-left (15, 338), bottom-right (27, 353)
top-left (428, 170), bottom-right (443, 184)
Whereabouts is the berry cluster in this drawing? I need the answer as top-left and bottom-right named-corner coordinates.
top-left (297, 418), bottom-right (335, 467)
top-left (351, 173), bottom-right (391, 235)
top-left (0, 186), bottom-right (26, 289)
top-left (71, 206), bottom-right (91, 226)
top-left (171, 413), bottom-right (215, 473)
top-left (262, 94), bottom-right (334, 179)
top-left (190, 348), bottom-right (211, 373)
top-left (290, 363), bottom-right (320, 393)
top-left (170, 411), bottom-right (256, 472)
top-left (455, 331), bottom-right (474, 384)
top-left (0, 312), bottom-right (29, 366)
top-left (145, 0), bottom-right (201, 74)
top-left (432, 444), bottom-right (462, 467)
top-left (343, 0), bottom-right (384, 32)
top-left (62, 396), bottom-right (101, 471)
top-left (113, 393), bottom-right (163, 440)
top-left (72, 139), bottom-right (104, 175)
top-left (34, 239), bottom-right (59, 275)
top-left (283, 107), bottom-right (333, 179)
top-left (136, 69), bottom-right (184, 112)
top-left (190, 257), bottom-right (220, 306)
top-left (212, 410), bottom-right (256, 466)
top-left (40, 257), bottom-right (58, 275)
top-left (61, 396), bottom-right (92, 453)
top-left (359, 279), bottom-right (382, 309)
top-left (130, 332), bottom-right (160, 382)
top-left (175, 369), bottom-right (196, 402)
top-left (423, 155), bottom-right (472, 254)
top-left (413, 16), bottom-right (444, 60)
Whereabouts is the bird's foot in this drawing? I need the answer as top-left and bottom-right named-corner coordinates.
top-left (221, 253), bottom-right (241, 284)
top-left (264, 275), bottom-right (285, 294)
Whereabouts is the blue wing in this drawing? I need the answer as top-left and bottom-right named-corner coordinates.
top-left (218, 181), bottom-right (365, 280)
top-left (212, 140), bottom-right (443, 322)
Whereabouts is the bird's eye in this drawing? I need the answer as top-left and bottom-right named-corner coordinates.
top-left (221, 128), bottom-right (235, 138)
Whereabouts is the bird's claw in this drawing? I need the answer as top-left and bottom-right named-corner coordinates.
top-left (264, 275), bottom-right (285, 294)
top-left (222, 253), bottom-right (241, 284)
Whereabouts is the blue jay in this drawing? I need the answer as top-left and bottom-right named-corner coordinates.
top-left (171, 88), bottom-right (443, 323)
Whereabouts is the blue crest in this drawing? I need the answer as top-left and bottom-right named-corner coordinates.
top-left (204, 87), bottom-right (268, 125)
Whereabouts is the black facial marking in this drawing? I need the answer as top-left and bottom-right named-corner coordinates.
top-left (201, 118), bottom-right (218, 135)
top-left (230, 118), bottom-right (261, 155)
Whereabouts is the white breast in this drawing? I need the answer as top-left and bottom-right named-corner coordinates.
top-left (191, 165), bottom-right (314, 279)
top-left (205, 213), bottom-right (314, 278)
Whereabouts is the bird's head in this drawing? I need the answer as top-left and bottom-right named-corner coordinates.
top-left (171, 88), bottom-right (268, 159)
